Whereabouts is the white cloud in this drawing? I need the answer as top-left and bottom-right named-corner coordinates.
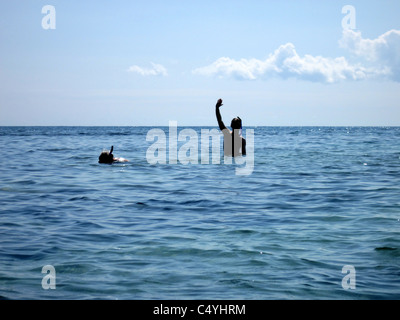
top-left (127, 62), bottom-right (168, 76)
top-left (193, 43), bottom-right (371, 83)
top-left (194, 29), bottom-right (400, 83)
top-left (339, 29), bottom-right (400, 81)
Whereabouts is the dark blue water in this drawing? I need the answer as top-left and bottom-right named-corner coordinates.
top-left (0, 126), bottom-right (399, 299)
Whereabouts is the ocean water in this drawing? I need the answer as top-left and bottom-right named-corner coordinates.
top-left (0, 126), bottom-right (399, 300)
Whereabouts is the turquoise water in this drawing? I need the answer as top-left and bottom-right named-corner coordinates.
top-left (0, 126), bottom-right (399, 299)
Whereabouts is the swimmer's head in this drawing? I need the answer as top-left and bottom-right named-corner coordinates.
top-left (231, 117), bottom-right (242, 130)
top-left (99, 146), bottom-right (114, 164)
top-left (98, 151), bottom-right (113, 164)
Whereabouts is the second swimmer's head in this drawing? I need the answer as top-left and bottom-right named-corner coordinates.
top-left (231, 117), bottom-right (242, 130)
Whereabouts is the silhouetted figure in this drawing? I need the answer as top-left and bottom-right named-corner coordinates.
top-left (98, 146), bottom-right (128, 164)
top-left (215, 99), bottom-right (246, 157)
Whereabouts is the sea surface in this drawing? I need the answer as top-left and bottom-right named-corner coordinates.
top-left (0, 126), bottom-right (399, 300)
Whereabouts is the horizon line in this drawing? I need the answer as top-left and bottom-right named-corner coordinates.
top-left (1, 125), bottom-right (399, 128)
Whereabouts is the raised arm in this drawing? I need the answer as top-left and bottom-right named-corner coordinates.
top-left (215, 99), bottom-right (227, 131)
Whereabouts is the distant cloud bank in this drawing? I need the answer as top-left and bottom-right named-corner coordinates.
top-left (127, 29), bottom-right (400, 83)
top-left (193, 43), bottom-right (371, 83)
top-left (193, 29), bottom-right (400, 83)
top-left (127, 62), bottom-right (168, 76)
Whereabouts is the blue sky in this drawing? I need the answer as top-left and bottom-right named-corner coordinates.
top-left (0, 0), bottom-right (399, 126)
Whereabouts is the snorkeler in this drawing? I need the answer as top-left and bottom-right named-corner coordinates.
top-left (215, 99), bottom-right (246, 157)
top-left (98, 146), bottom-right (128, 164)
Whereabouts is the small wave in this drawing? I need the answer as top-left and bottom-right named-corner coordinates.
top-left (218, 279), bottom-right (260, 290)
top-left (43, 148), bottom-right (72, 152)
top-left (375, 247), bottom-right (397, 251)
top-left (13, 179), bottom-right (36, 185)
top-left (224, 229), bottom-right (259, 235)
top-left (109, 132), bottom-right (132, 136)
top-left (69, 196), bottom-right (90, 201)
